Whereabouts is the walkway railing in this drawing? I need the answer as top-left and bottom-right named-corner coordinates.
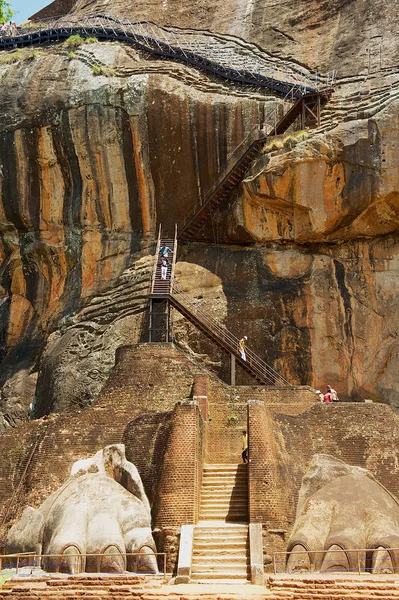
top-left (0, 15), bottom-right (336, 97)
top-left (170, 281), bottom-right (291, 387)
top-left (0, 551), bottom-right (168, 579)
top-left (274, 546), bottom-right (399, 574)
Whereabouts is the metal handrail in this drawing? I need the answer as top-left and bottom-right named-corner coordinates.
top-left (150, 224), bottom-right (162, 294)
top-left (0, 551), bottom-right (168, 579)
top-left (273, 546), bottom-right (399, 575)
top-left (170, 224), bottom-right (178, 285)
top-left (171, 281), bottom-right (291, 386)
top-left (177, 84), bottom-right (304, 236)
top-left (0, 16), bottom-right (336, 95)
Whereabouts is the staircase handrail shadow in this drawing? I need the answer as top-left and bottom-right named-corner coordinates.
top-left (170, 281), bottom-right (291, 386)
top-left (177, 84), bottom-right (307, 238)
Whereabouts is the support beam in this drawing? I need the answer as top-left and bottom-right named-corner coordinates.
top-left (231, 354), bottom-right (236, 386)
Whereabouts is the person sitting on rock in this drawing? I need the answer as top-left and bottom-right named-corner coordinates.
top-left (326, 385), bottom-right (339, 402)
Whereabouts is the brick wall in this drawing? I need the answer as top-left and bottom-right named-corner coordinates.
top-left (0, 344), bottom-right (206, 548)
top-left (247, 401), bottom-right (293, 529)
top-left (154, 401), bottom-right (204, 527)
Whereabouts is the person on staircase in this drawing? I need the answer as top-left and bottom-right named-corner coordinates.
top-left (242, 430), bottom-right (248, 463)
top-left (159, 243), bottom-right (171, 261)
top-left (161, 257), bottom-right (169, 280)
top-left (239, 336), bottom-right (248, 361)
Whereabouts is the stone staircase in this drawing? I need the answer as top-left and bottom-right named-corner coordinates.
top-left (199, 464), bottom-right (248, 522)
top-left (191, 464), bottom-right (250, 582)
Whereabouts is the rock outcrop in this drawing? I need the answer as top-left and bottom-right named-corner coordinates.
top-left (0, 0), bottom-right (399, 420)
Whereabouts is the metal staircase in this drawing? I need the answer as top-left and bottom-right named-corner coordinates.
top-left (178, 89), bottom-right (332, 242)
top-left (0, 16), bottom-right (335, 98)
top-left (149, 228), bottom-right (291, 387)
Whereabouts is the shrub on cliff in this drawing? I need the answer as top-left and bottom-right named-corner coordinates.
top-left (64, 34), bottom-right (98, 49)
top-left (0, 48), bottom-right (43, 65)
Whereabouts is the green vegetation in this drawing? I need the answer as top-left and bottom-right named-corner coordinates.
top-left (92, 64), bottom-right (116, 77)
top-left (227, 413), bottom-right (238, 426)
top-left (0, 47), bottom-right (43, 65)
top-left (263, 130), bottom-right (310, 154)
top-left (282, 130), bottom-right (310, 150)
top-left (0, 0), bottom-right (13, 24)
top-left (63, 34), bottom-right (98, 50)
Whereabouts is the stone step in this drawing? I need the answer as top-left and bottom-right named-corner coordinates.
top-left (199, 511), bottom-right (248, 518)
top-left (192, 555), bottom-right (249, 565)
top-left (191, 569), bottom-right (250, 579)
top-left (193, 547), bottom-right (248, 557)
top-left (194, 531), bottom-right (248, 540)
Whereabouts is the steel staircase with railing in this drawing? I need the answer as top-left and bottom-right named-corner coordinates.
top-left (0, 16), bottom-right (335, 99)
top-left (178, 89), bottom-right (332, 242)
top-left (150, 229), bottom-right (291, 387)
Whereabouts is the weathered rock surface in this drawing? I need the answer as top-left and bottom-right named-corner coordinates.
top-left (0, 0), bottom-right (399, 418)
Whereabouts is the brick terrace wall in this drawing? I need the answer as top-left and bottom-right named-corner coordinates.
top-left (0, 344), bottom-right (207, 546)
top-left (235, 386), bottom-right (317, 417)
top-left (248, 401), bottom-right (293, 529)
top-left (276, 403), bottom-right (399, 513)
top-left (205, 381), bottom-right (317, 464)
top-left (154, 401), bottom-right (204, 527)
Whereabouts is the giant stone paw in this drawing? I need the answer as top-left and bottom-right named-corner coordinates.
top-left (6, 445), bottom-right (158, 574)
top-left (287, 455), bottom-right (399, 574)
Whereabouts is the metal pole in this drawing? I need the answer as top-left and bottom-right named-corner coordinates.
top-left (166, 300), bottom-right (170, 342)
top-left (149, 299), bottom-right (153, 342)
top-left (231, 354), bottom-right (236, 386)
top-left (163, 553), bottom-right (167, 581)
top-left (357, 550), bottom-right (361, 574)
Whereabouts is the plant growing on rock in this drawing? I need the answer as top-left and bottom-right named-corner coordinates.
top-left (64, 35), bottom-right (99, 50)
top-left (282, 129), bottom-right (310, 150)
top-left (0, 48), bottom-right (43, 65)
top-left (227, 413), bottom-right (238, 426)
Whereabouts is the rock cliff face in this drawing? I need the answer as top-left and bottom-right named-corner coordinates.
top-left (0, 0), bottom-right (399, 424)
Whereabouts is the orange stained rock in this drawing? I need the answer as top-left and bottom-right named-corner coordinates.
top-left (6, 295), bottom-right (34, 350)
top-left (37, 126), bottom-right (65, 230)
top-left (130, 116), bottom-right (154, 240)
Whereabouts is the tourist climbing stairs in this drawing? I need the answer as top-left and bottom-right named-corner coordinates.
top-left (150, 227), bottom-right (291, 386)
top-left (150, 226), bottom-right (177, 297)
top-left (191, 464), bottom-right (250, 582)
top-left (178, 90), bottom-right (332, 242)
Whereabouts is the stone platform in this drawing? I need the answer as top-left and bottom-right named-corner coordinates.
top-left (2, 573), bottom-right (399, 599)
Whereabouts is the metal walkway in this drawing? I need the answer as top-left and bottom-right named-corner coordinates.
top-left (0, 15), bottom-right (336, 98)
top-left (149, 228), bottom-right (291, 387)
top-left (178, 89), bottom-right (332, 241)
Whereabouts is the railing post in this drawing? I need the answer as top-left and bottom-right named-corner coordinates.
top-left (231, 354), bottom-right (236, 386)
top-left (357, 550), bottom-right (361, 574)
